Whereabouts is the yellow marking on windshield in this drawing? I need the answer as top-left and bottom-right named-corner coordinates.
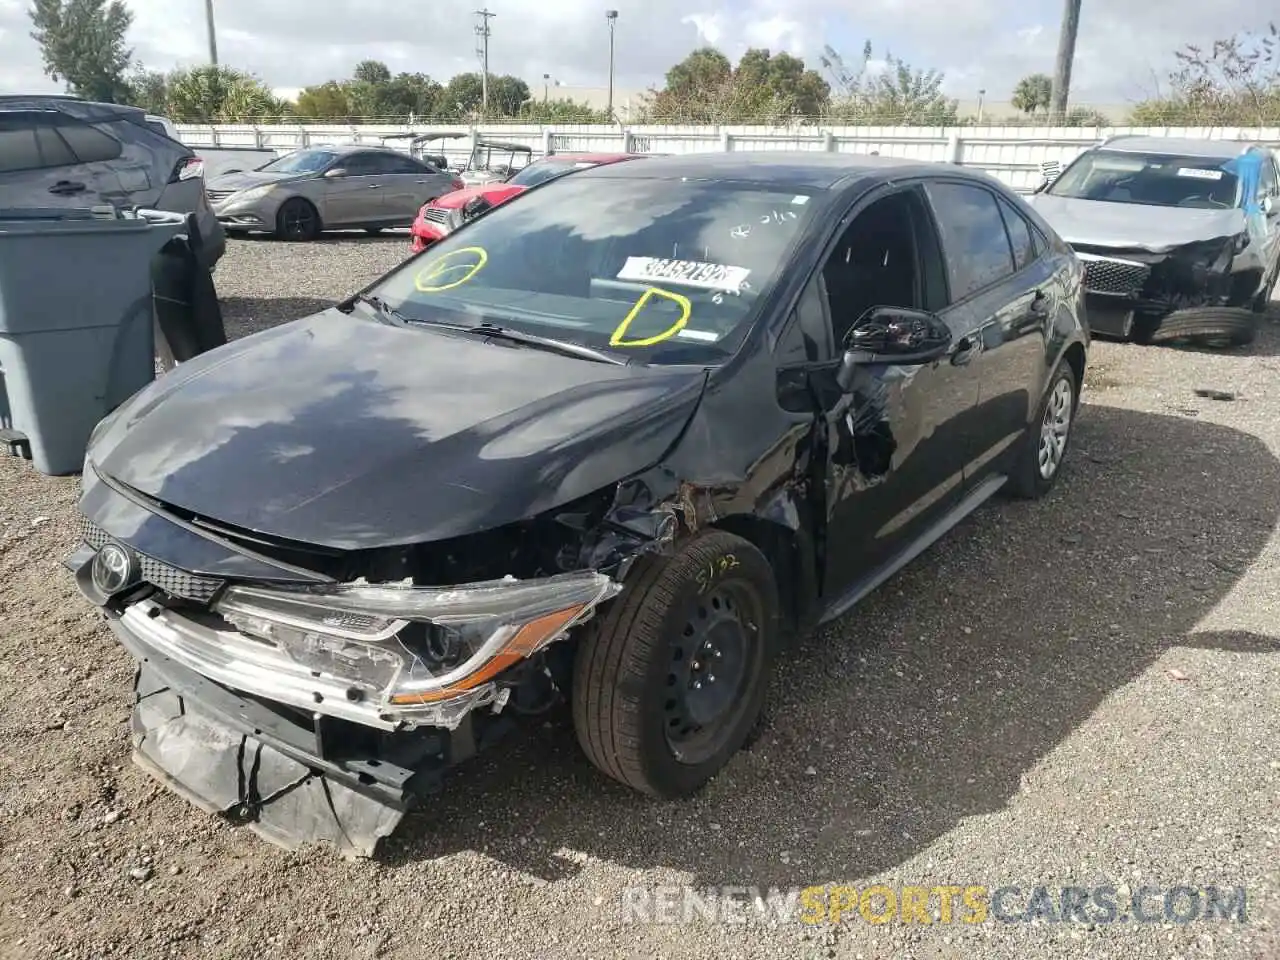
top-left (610, 287), bottom-right (692, 347)
top-left (414, 246), bottom-right (489, 293)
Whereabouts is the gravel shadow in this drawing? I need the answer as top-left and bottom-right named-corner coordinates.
top-left (378, 402), bottom-right (1280, 886)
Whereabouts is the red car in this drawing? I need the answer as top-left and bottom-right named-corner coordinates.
top-left (409, 152), bottom-right (645, 252)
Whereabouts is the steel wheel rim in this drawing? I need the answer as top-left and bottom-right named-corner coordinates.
top-left (662, 581), bottom-right (763, 766)
top-left (1037, 377), bottom-right (1074, 480)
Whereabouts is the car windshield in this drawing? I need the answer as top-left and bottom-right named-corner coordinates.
top-left (368, 176), bottom-right (816, 364)
top-left (260, 149), bottom-right (338, 174)
top-left (507, 158), bottom-right (598, 188)
top-left (1047, 150), bottom-right (1241, 209)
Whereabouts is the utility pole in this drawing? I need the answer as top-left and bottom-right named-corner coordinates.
top-left (605, 10), bottom-right (618, 119)
top-left (474, 8), bottom-right (495, 116)
top-left (1049, 0), bottom-right (1081, 119)
top-left (204, 0), bottom-right (218, 65)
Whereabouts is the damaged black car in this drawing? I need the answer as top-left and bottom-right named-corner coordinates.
top-left (67, 152), bottom-right (1089, 856)
top-left (1027, 135), bottom-right (1280, 346)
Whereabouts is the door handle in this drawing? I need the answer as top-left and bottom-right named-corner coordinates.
top-left (949, 335), bottom-right (980, 366)
top-left (48, 180), bottom-right (86, 195)
top-left (368, 184), bottom-right (381, 189)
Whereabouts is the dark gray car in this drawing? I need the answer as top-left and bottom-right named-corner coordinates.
top-left (0, 95), bottom-right (226, 269)
top-left (206, 144), bottom-right (461, 240)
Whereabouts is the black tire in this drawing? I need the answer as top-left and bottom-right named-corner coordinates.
top-left (572, 530), bottom-right (779, 798)
top-left (1143, 307), bottom-right (1257, 347)
top-left (275, 198), bottom-right (321, 241)
top-left (1005, 359), bottom-right (1078, 500)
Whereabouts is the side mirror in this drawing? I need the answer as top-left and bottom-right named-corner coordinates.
top-left (461, 195), bottom-right (493, 222)
top-left (836, 307), bottom-right (952, 390)
top-left (323, 168), bottom-right (347, 178)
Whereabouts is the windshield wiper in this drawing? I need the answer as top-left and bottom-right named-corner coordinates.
top-left (464, 322), bottom-right (628, 365)
top-left (350, 293), bottom-right (414, 326)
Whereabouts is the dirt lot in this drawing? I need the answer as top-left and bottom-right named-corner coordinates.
top-left (1, 233), bottom-right (1278, 960)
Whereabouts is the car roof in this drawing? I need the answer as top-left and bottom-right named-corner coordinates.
top-left (0, 95), bottom-right (144, 122)
top-left (571, 150), bottom-right (958, 190)
top-left (1098, 136), bottom-right (1264, 160)
top-left (305, 143), bottom-right (414, 156)
top-left (540, 152), bottom-right (645, 164)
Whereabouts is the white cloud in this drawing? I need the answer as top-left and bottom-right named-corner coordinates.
top-left (0, 0), bottom-right (1274, 108)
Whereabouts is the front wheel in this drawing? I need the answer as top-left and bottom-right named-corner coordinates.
top-left (275, 198), bottom-right (320, 241)
top-left (572, 531), bottom-right (778, 798)
top-left (1006, 360), bottom-right (1078, 500)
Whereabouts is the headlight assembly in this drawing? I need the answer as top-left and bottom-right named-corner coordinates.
top-left (213, 571), bottom-right (620, 725)
top-left (228, 184), bottom-right (275, 204)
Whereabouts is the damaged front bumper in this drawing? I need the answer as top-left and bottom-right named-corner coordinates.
top-left (1072, 236), bottom-right (1263, 337)
top-left (66, 538), bottom-right (620, 856)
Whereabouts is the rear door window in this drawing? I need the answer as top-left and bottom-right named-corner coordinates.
top-left (56, 122), bottom-right (123, 164)
top-left (924, 181), bottom-right (1016, 302)
top-left (996, 196), bottom-right (1038, 271)
top-left (0, 113), bottom-right (79, 173)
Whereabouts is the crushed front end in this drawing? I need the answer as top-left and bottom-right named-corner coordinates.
top-left (1071, 234), bottom-right (1261, 340)
top-left (67, 468), bottom-right (622, 857)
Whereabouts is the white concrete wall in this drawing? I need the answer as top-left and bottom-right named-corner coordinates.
top-left (176, 122), bottom-right (1280, 194)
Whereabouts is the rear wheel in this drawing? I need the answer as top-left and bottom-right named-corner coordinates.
top-left (572, 531), bottom-right (778, 798)
top-left (1006, 359), bottom-right (1077, 500)
top-left (275, 198), bottom-right (320, 241)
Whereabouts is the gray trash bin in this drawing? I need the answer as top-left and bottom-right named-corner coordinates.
top-left (0, 206), bottom-right (186, 476)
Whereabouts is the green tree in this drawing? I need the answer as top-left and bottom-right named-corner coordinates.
top-left (1011, 73), bottom-right (1053, 114)
top-left (642, 46), bottom-right (830, 122)
top-left (295, 80), bottom-right (353, 119)
top-left (489, 75), bottom-right (531, 116)
top-left (165, 66), bottom-right (288, 122)
top-left (29, 0), bottom-right (133, 102)
top-left (831, 44), bottom-right (958, 125)
top-left (1130, 23), bottom-right (1280, 125)
top-left (353, 59), bottom-right (392, 85)
top-left (519, 98), bottom-right (610, 122)
top-left (125, 64), bottom-right (168, 114)
top-left (438, 72), bottom-right (485, 117)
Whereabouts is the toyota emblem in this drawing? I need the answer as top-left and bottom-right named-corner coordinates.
top-left (91, 541), bottom-right (138, 596)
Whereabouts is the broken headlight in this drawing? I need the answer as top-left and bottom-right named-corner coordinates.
top-left (213, 571), bottom-right (619, 719)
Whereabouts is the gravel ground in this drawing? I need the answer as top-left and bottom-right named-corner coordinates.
top-left (1, 232), bottom-right (1278, 960)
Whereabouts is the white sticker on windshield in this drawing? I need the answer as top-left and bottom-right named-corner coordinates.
top-left (1177, 167), bottom-right (1224, 180)
top-left (792, 195), bottom-right (810, 205)
top-left (676, 329), bottom-right (721, 342)
top-left (616, 256), bottom-right (751, 292)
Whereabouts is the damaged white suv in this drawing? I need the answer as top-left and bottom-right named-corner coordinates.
top-left (1026, 135), bottom-right (1280, 346)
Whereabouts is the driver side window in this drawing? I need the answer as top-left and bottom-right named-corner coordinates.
top-left (1258, 155), bottom-right (1278, 200)
top-left (819, 188), bottom-right (936, 346)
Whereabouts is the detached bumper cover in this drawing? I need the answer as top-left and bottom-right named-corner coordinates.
top-left (120, 625), bottom-right (417, 857)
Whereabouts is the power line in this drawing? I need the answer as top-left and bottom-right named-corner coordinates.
top-left (474, 8), bottom-right (495, 116)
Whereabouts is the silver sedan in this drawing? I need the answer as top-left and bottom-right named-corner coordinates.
top-left (207, 144), bottom-right (462, 241)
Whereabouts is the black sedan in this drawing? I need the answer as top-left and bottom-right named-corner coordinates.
top-left (67, 151), bottom-right (1089, 855)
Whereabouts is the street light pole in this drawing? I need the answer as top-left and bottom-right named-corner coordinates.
top-left (543, 73), bottom-right (551, 104)
top-left (204, 0), bottom-right (218, 65)
top-left (1050, 0), bottom-right (1082, 119)
top-left (605, 10), bottom-right (618, 119)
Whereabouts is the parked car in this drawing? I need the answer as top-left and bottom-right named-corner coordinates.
top-left (1026, 135), bottom-right (1280, 346)
top-left (143, 114), bottom-right (279, 180)
top-left (0, 95), bottom-right (225, 268)
top-left (458, 138), bottom-right (534, 187)
top-left (206, 143), bottom-right (461, 240)
top-left (410, 152), bottom-right (646, 252)
top-left (67, 152), bottom-right (1087, 855)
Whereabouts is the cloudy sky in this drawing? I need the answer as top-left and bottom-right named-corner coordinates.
top-left (0, 0), bottom-right (1265, 106)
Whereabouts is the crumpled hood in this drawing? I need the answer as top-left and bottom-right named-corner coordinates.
top-left (89, 309), bottom-right (707, 550)
top-left (429, 182), bottom-right (525, 211)
top-left (1025, 193), bottom-right (1246, 252)
top-left (206, 170), bottom-right (297, 192)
